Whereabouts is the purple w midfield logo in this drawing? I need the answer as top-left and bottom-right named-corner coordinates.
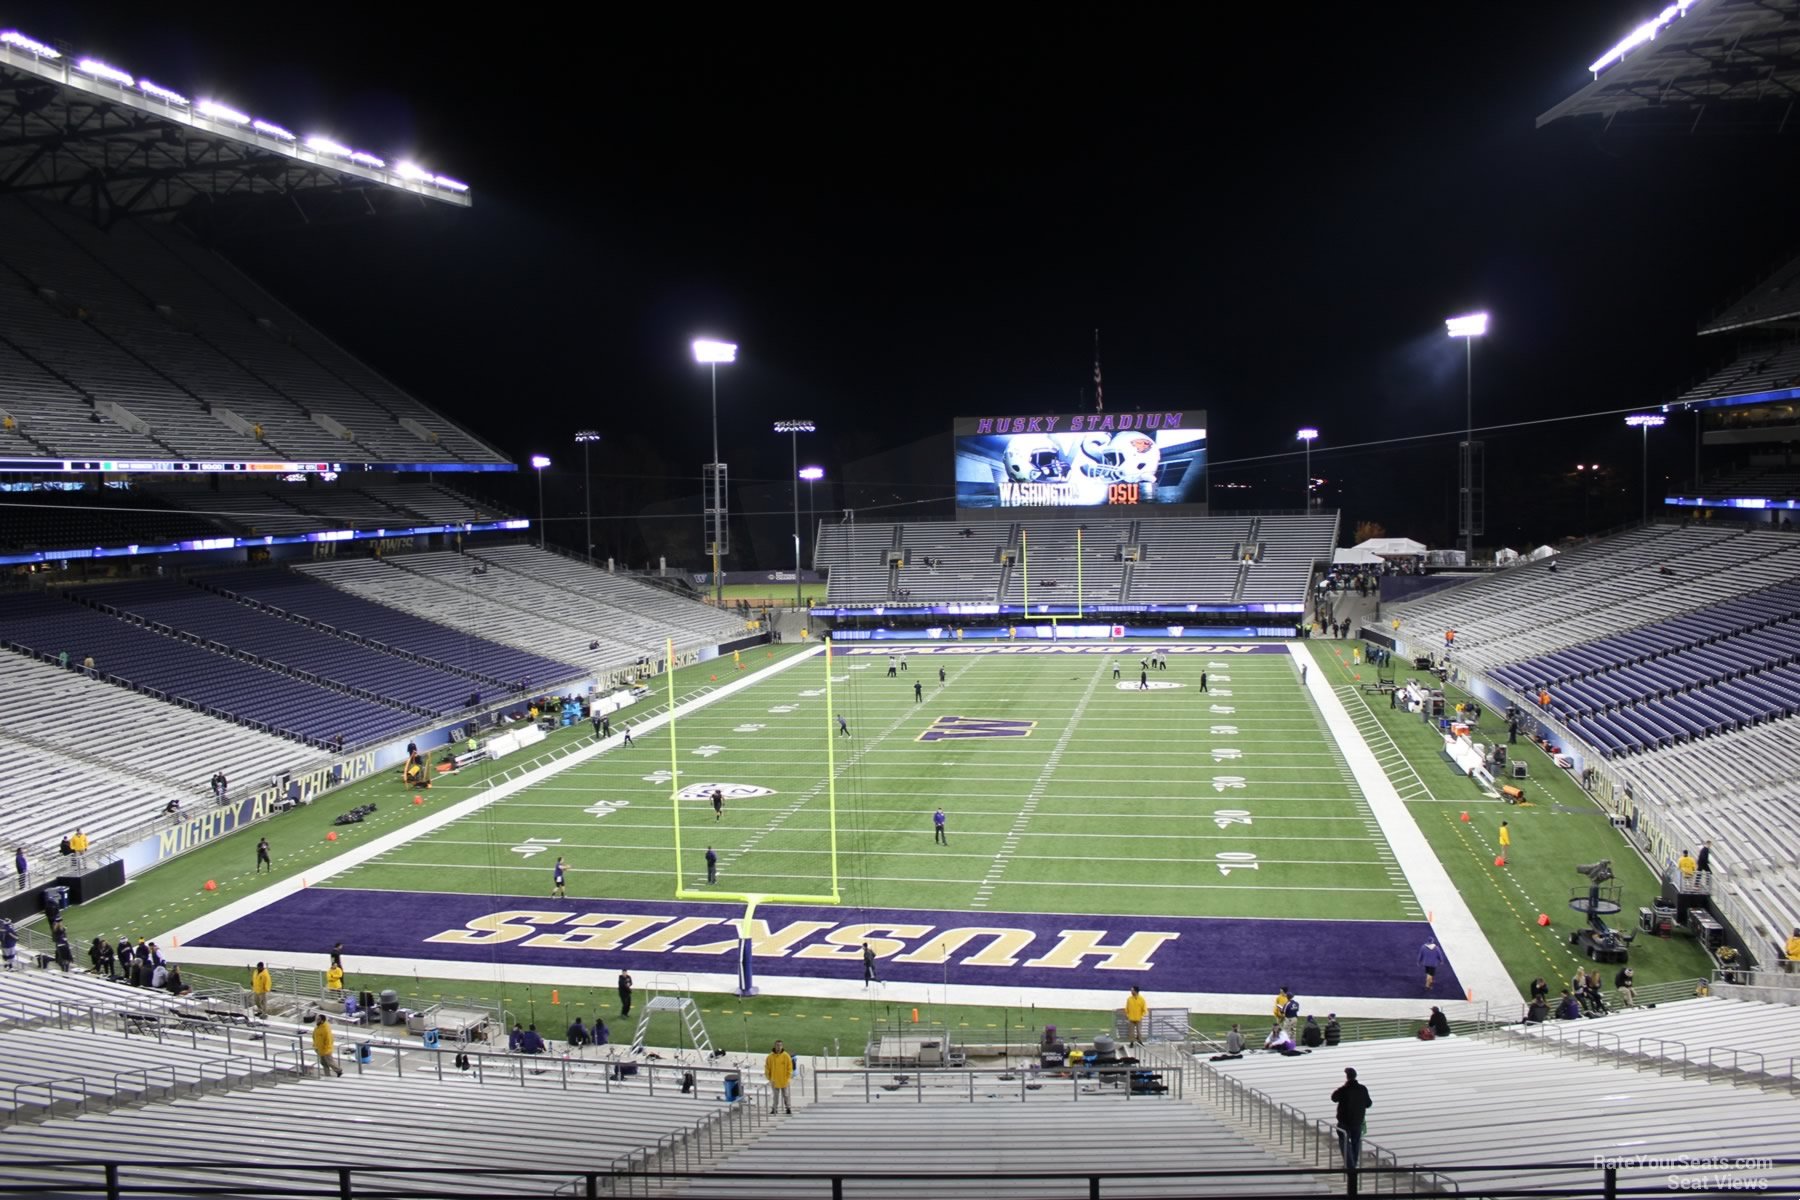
top-left (917, 715), bottom-right (1038, 742)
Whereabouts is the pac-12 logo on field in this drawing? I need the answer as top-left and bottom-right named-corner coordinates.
top-left (917, 715), bottom-right (1038, 742)
top-left (675, 783), bottom-right (776, 800)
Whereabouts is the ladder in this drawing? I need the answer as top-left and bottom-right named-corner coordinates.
top-left (630, 993), bottom-right (713, 1057)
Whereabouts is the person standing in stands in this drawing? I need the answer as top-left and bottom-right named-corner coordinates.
top-left (1677, 848), bottom-right (1698, 884)
top-left (325, 960), bottom-right (345, 993)
top-left (1331, 1067), bottom-right (1373, 1180)
top-left (618, 969), bottom-right (634, 1018)
top-left (14, 846), bottom-right (25, 888)
top-left (765, 1039), bottom-right (795, 1114)
top-left (330, 943), bottom-right (345, 972)
top-left (1, 919), bottom-right (17, 971)
top-left (53, 927), bottom-right (73, 973)
top-left (97, 937), bottom-right (115, 979)
top-left (255, 837), bottom-right (272, 874)
top-left (1695, 840), bottom-right (1713, 877)
top-left (1124, 985), bottom-right (1148, 1046)
top-left (312, 1015), bottom-right (343, 1077)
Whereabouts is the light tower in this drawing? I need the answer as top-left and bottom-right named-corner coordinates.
top-left (1445, 311), bottom-right (1489, 562)
top-left (529, 454), bottom-right (551, 550)
top-left (1296, 427), bottom-right (1320, 512)
top-left (1626, 413), bottom-right (1667, 524)
top-left (574, 430), bottom-right (601, 565)
top-left (692, 338), bottom-right (737, 607)
top-left (774, 420), bottom-right (816, 613)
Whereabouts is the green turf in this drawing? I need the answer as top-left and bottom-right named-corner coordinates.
top-left (328, 647), bottom-right (1415, 924)
top-left (1305, 641), bottom-right (1713, 994)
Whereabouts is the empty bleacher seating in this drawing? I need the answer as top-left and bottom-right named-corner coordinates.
top-left (0, 196), bottom-right (507, 466)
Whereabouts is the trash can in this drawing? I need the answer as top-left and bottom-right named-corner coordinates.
top-left (379, 989), bottom-right (401, 1026)
top-left (356, 1042), bottom-right (372, 1065)
top-left (723, 1073), bottom-right (742, 1102)
top-left (422, 1027), bottom-right (440, 1050)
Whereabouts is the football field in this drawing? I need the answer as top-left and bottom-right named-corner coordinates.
top-left (181, 642), bottom-right (1493, 1010)
top-left (333, 647), bottom-right (1417, 922)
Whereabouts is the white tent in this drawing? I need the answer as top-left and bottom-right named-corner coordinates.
top-left (1493, 547), bottom-right (1522, 565)
top-left (1352, 537), bottom-right (1429, 557)
top-left (1526, 545), bottom-right (1557, 561)
top-left (1334, 546), bottom-right (1384, 564)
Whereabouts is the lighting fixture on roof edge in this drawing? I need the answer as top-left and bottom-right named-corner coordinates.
top-left (1, 30), bottom-right (60, 59)
top-left (75, 57), bottom-right (133, 87)
top-left (1589, 0), bottom-right (1698, 76)
top-left (197, 98), bottom-right (250, 125)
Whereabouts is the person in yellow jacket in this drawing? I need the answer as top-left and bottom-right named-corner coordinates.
top-left (1677, 849), bottom-right (1698, 884)
top-left (764, 1039), bottom-right (794, 1114)
top-left (325, 963), bottom-right (345, 992)
top-left (1498, 821), bottom-right (1511, 859)
top-left (1124, 985), bottom-right (1149, 1046)
top-left (251, 962), bottom-right (272, 1016)
top-left (312, 1014), bottom-right (342, 1077)
top-left (68, 830), bottom-right (88, 855)
top-left (1784, 927), bottom-right (1800, 967)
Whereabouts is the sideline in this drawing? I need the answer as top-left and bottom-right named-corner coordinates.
top-left (1293, 642), bottom-right (1520, 1015)
top-left (155, 646), bottom-right (826, 952)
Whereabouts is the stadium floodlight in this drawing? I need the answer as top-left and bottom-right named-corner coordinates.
top-left (138, 80), bottom-right (189, 106)
top-left (252, 119), bottom-right (295, 142)
top-left (776, 421), bottom-right (817, 611)
top-left (1444, 312), bottom-right (1489, 339)
top-left (349, 150), bottom-right (386, 168)
top-left (397, 161), bottom-right (429, 179)
top-left (1590, 0), bottom-right (1697, 76)
top-left (575, 430), bottom-right (601, 566)
top-left (1627, 414), bottom-right (1667, 524)
top-left (433, 175), bottom-right (470, 193)
top-left (800, 467), bottom-right (824, 574)
top-left (530, 455), bottom-right (551, 550)
top-left (1296, 427), bottom-right (1319, 513)
top-left (1, 30), bottom-right (60, 59)
top-left (693, 339), bottom-right (738, 605)
top-left (1446, 310), bottom-right (1489, 561)
top-left (198, 99), bottom-right (250, 125)
top-left (305, 135), bottom-right (352, 157)
top-left (75, 58), bottom-right (134, 87)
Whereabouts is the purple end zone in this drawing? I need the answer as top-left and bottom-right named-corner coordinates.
top-left (191, 889), bottom-right (1463, 1000)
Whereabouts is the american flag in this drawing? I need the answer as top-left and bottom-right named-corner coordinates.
top-left (1093, 328), bottom-right (1105, 413)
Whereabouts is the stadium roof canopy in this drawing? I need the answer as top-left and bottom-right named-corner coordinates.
top-left (1537, 0), bottom-right (1800, 131)
top-left (0, 29), bottom-right (470, 227)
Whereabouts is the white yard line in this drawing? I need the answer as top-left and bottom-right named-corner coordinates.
top-left (1293, 643), bottom-right (1520, 1014)
top-left (969, 660), bottom-right (1106, 909)
top-left (155, 646), bottom-right (828, 953)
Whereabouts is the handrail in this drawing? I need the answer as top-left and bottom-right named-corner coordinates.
top-left (10, 1075), bottom-right (90, 1119)
top-left (812, 1062), bottom-right (1184, 1104)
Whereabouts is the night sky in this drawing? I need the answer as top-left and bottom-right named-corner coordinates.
top-left (13, 5), bottom-right (1799, 566)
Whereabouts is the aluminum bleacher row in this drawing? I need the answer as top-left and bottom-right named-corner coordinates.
top-left (1205, 1001), bottom-right (1800, 1197)
top-left (817, 513), bottom-right (1338, 607)
top-left (1387, 524), bottom-right (1800, 672)
top-left (0, 968), bottom-right (765, 1198)
top-left (296, 547), bottom-right (746, 675)
top-left (0, 195), bottom-right (504, 465)
top-left (0, 591), bottom-right (429, 750)
top-left (1676, 340), bottom-right (1800, 405)
top-left (1488, 580), bottom-right (1800, 756)
top-left (0, 651), bottom-right (308, 858)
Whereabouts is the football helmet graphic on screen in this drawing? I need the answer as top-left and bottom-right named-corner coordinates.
top-left (1002, 435), bottom-right (1066, 482)
top-left (1074, 431), bottom-right (1161, 484)
top-left (1106, 431), bottom-right (1161, 483)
